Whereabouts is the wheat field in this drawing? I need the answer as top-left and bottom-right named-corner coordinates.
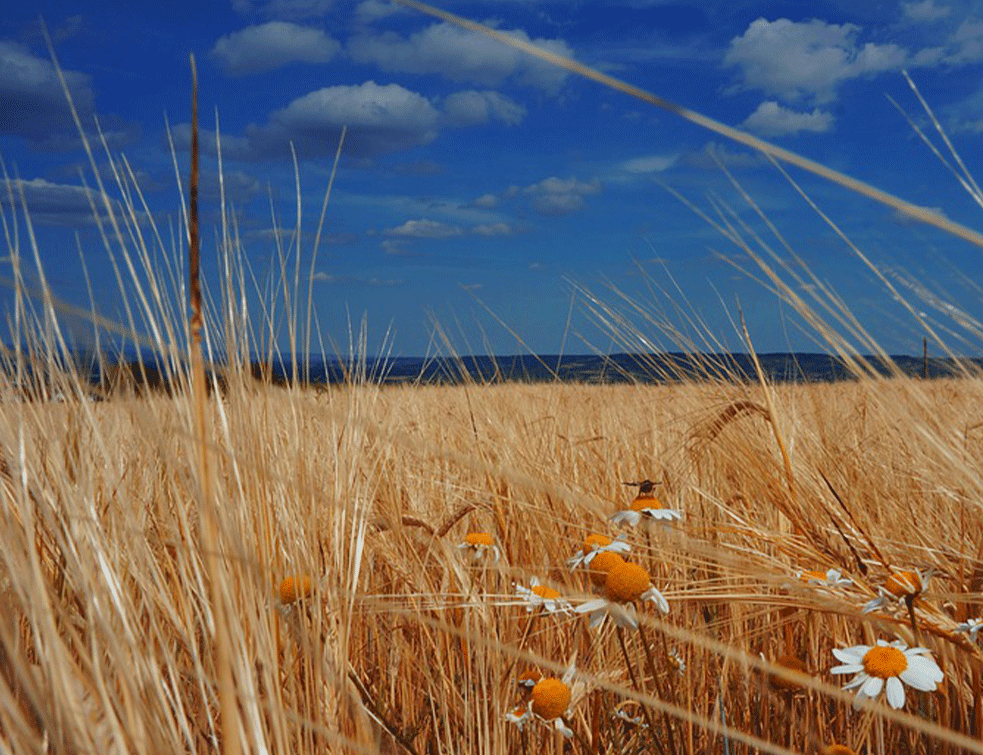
top-left (0, 368), bottom-right (981, 754)
top-left (2, 4), bottom-right (983, 753)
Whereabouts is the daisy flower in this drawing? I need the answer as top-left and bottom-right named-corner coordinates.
top-left (507, 667), bottom-right (575, 738)
top-left (575, 561), bottom-right (669, 630)
top-left (821, 746), bottom-right (857, 755)
top-left (955, 617), bottom-right (982, 640)
top-left (610, 480), bottom-right (682, 528)
top-left (567, 533), bottom-right (631, 569)
top-left (797, 568), bottom-right (852, 588)
top-left (586, 551), bottom-right (627, 590)
top-left (862, 569), bottom-right (928, 614)
top-left (831, 639), bottom-right (944, 709)
top-left (278, 575), bottom-right (312, 605)
top-left (457, 531), bottom-right (501, 562)
top-left (515, 577), bottom-right (573, 614)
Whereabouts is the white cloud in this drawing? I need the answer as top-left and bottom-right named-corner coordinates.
top-left (619, 154), bottom-right (678, 174)
top-left (471, 193), bottom-right (498, 209)
top-left (522, 176), bottom-right (601, 216)
top-left (385, 219), bottom-right (464, 238)
top-left (443, 90), bottom-right (526, 127)
top-left (740, 101), bottom-right (833, 136)
top-left (472, 222), bottom-right (519, 236)
top-left (0, 40), bottom-right (95, 144)
top-left (724, 18), bottom-right (906, 103)
top-left (354, 0), bottom-right (402, 23)
top-left (211, 22), bottom-right (340, 75)
top-left (313, 272), bottom-right (403, 286)
top-left (0, 178), bottom-right (126, 226)
top-left (902, 1), bottom-right (950, 23)
top-left (347, 21), bottom-right (573, 93)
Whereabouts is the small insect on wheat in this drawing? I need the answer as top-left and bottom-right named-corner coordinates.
top-left (831, 639), bottom-right (944, 709)
top-left (610, 479), bottom-right (682, 528)
top-left (575, 561), bottom-right (669, 630)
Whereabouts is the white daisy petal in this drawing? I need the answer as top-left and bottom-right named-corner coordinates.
top-left (900, 660), bottom-right (943, 690)
top-left (885, 676), bottom-right (906, 709)
top-left (842, 673), bottom-right (869, 691)
top-left (610, 510), bottom-right (642, 527)
top-left (830, 664), bottom-right (864, 675)
top-left (574, 598), bottom-right (607, 614)
top-left (641, 587), bottom-right (670, 614)
top-left (860, 675), bottom-right (884, 700)
top-left (832, 647), bottom-right (867, 663)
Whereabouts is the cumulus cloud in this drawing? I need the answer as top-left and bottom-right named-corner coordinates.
top-left (443, 90), bottom-right (526, 127)
top-left (211, 22), bottom-right (340, 75)
top-left (684, 142), bottom-right (762, 170)
top-left (0, 40), bottom-right (95, 146)
top-left (902, 1), bottom-right (950, 23)
top-left (385, 219), bottom-right (464, 238)
top-left (521, 176), bottom-right (601, 216)
top-left (0, 178), bottom-right (127, 226)
top-left (347, 21), bottom-right (573, 93)
top-left (724, 18), bottom-right (906, 103)
top-left (740, 101), bottom-right (833, 136)
top-left (172, 81), bottom-right (441, 159)
top-left (471, 193), bottom-right (498, 209)
top-left (472, 222), bottom-right (520, 236)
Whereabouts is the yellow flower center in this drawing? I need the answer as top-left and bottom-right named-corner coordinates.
top-left (885, 571), bottom-right (921, 598)
top-left (464, 532), bottom-right (494, 547)
top-left (821, 746), bottom-right (858, 755)
top-left (530, 678), bottom-right (571, 720)
top-left (862, 646), bottom-right (908, 679)
top-left (588, 552), bottom-right (626, 587)
top-left (584, 533), bottom-right (612, 550)
top-left (531, 584), bottom-right (561, 600)
top-left (799, 570), bottom-right (828, 583)
top-left (767, 654), bottom-right (809, 691)
top-left (278, 575), bottom-right (312, 604)
top-left (631, 494), bottom-right (664, 511)
top-left (604, 562), bottom-right (651, 603)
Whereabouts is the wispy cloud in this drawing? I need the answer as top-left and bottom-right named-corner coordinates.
top-left (740, 101), bottom-right (833, 136)
top-left (211, 22), bottom-right (340, 75)
top-left (385, 219), bottom-right (464, 238)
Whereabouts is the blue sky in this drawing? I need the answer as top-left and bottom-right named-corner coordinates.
top-left (4, 0), bottom-right (983, 358)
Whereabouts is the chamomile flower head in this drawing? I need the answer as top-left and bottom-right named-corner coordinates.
top-left (278, 575), bottom-right (313, 605)
top-left (955, 617), bottom-right (983, 640)
top-left (862, 569), bottom-right (929, 614)
top-left (821, 746), bottom-right (857, 755)
top-left (515, 577), bottom-right (572, 614)
top-left (504, 704), bottom-right (531, 729)
top-left (586, 551), bottom-right (627, 589)
top-left (610, 480), bottom-right (682, 527)
top-left (457, 531), bottom-right (501, 562)
top-left (797, 568), bottom-right (852, 588)
top-left (575, 561), bottom-right (670, 630)
top-left (831, 639), bottom-right (944, 709)
top-left (567, 533), bottom-right (631, 569)
top-left (524, 667), bottom-right (576, 738)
